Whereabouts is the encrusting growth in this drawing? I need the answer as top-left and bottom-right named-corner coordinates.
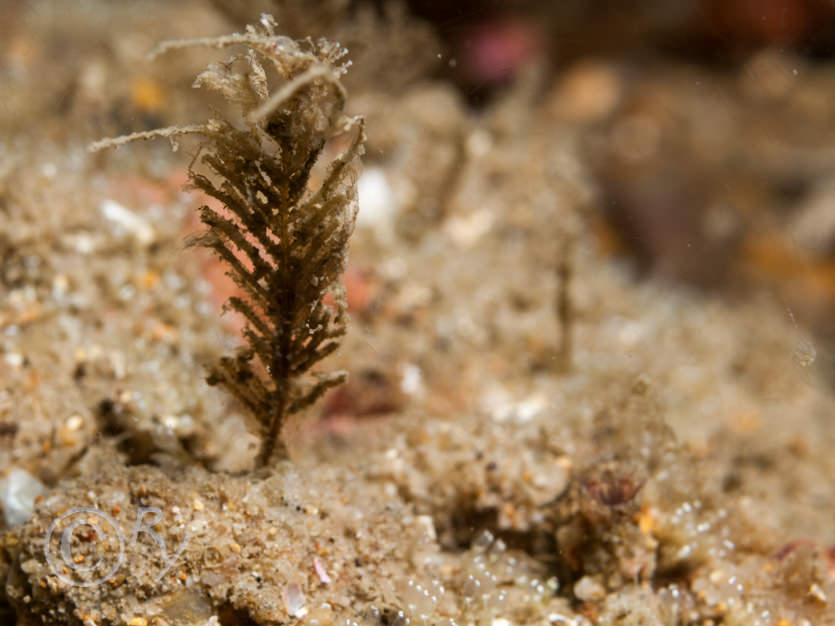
top-left (91, 15), bottom-right (366, 466)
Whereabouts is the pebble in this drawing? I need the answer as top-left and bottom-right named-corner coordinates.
top-left (573, 576), bottom-right (605, 602)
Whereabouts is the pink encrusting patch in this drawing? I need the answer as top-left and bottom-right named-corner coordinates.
top-left (460, 19), bottom-right (543, 84)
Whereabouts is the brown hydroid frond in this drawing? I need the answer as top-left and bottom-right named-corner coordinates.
top-left (91, 14), bottom-right (365, 467)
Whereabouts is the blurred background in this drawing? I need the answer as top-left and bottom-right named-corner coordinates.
top-left (412, 0), bottom-right (835, 363)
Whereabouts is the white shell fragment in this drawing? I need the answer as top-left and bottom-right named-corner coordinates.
top-left (282, 581), bottom-right (307, 617)
top-left (0, 468), bottom-right (46, 528)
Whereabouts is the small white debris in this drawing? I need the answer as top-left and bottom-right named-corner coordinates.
top-left (357, 167), bottom-right (397, 245)
top-left (400, 363), bottom-right (424, 396)
top-left (809, 583), bottom-right (827, 602)
top-left (52, 274), bottom-right (69, 297)
top-left (69, 233), bottom-right (96, 254)
top-left (443, 208), bottom-right (494, 248)
top-left (313, 557), bottom-right (331, 584)
top-left (358, 167), bottom-right (396, 226)
top-left (466, 129), bottom-right (492, 158)
top-left (484, 387), bottom-right (546, 423)
top-left (573, 576), bottom-right (605, 602)
top-left (109, 351), bottom-right (126, 380)
top-left (4, 353), bottom-right (24, 369)
top-left (58, 415), bottom-right (85, 447)
top-left (415, 515), bottom-right (436, 540)
top-left (100, 199), bottom-right (155, 245)
top-left (616, 318), bottom-right (648, 347)
top-left (0, 469), bottom-right (46, 527)
top-left (516, 394), bottom-right (546, 422)
top-left (65, 415), bottom-right (84, 431)
top-left (484, 386), bottom-right (514, 423)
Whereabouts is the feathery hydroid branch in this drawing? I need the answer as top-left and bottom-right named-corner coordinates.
top-left (91, 15), bottom-right (366, 466)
